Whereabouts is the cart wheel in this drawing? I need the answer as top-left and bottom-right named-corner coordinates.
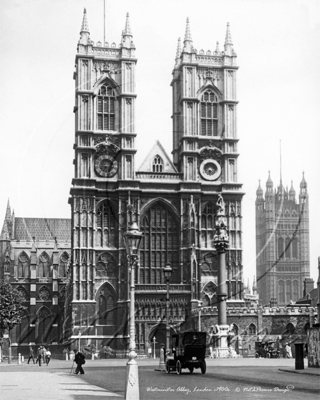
top-left (201, 361), bottom-right (206, 374)
top-left (176, 360), bottom-right (182, 375)
top-left (166, 361), bottom-right (170, 374)
top-left (188, 367), bottom-right (194, 374)
top-left (266, 352), bottom-right (271, 358)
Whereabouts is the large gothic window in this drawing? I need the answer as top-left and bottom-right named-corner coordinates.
top-left (200, 202), bottom-right (214, 248)
top-left (97, 285), bottom-right (116, 326)
top-left (201, 90), bottom-right (218, 136)
top-left (140, 203), bottom-right (179, 284)
top-left (96, 201), bottom-right (117, 248)
top-left (277, 237), bottom-right (284, 258)
top-left (97, 85), bottom-right (116, 131)
top-left (286, 280), bottom-right (291, 303)
top-left (293, 280), bottom-right (299, 301)
top-left (278, 280), bottom-right (284, 304)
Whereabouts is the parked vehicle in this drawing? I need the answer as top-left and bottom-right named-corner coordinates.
top-left (255, 340), bottom-right (280, 358)
top-left (166, 331), bottom-right (207, 374)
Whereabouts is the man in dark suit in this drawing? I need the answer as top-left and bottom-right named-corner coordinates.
top-left (73, 349), bottom-right (85, 374)
top-left (27, 345), bottom-right (35, 364)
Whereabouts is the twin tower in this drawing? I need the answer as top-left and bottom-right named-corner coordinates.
top-left (67, 9), bottom-right (243, 352)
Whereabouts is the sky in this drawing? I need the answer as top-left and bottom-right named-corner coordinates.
top-left (0, 0), bottom-right (319, 287)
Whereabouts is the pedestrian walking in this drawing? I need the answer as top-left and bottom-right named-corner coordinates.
top-left (41, 346), bottom-right (46, 363)
top-left (73, 349), bottom-right (85, 374)
top-left (285, 343), bottom-right (292, 358)
top-left (45, 348), bottom-right (51, 365)
top-left (27, 345), bottom-right (35, 364)
top-left (36, 346), bottom-right (42, 366)
top-left (148, 346), bottom-right (152, 358)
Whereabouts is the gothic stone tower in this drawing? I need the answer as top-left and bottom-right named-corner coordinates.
top-left (170, 20), bottom-right (244, 312)
top-left (68, 11), bottom-right (245, 355)
top-left (255, 173), bottom-right (310, 306)
top-left (68, 10), bottom-right (138, 350)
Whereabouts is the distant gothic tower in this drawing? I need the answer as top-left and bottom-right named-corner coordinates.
top-left (67, 10), bottom-right (245, 354)
top-left (255, 173), bottom-right (310, 306)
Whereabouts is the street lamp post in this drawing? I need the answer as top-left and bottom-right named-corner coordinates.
top-left (163, 262), bottom-right (173, 353)
top-left (123, 222), bottom-right (143, 400)
top-left (197, 300), bottom-right (203, 331)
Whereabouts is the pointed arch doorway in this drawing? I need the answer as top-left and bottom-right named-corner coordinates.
top-left (149, 323), bottom-right (176, 357)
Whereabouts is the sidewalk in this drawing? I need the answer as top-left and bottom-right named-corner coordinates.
top-left (0, 357), bottom-right (318, 400)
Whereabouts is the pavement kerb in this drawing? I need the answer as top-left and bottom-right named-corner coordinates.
top-left (278, 368), bottom-right (320, 377)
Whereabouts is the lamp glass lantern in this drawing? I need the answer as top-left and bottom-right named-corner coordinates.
top-left (123, 222), bottom-right (143, 258)
top-left (163, 262), bottom-right (173, 280)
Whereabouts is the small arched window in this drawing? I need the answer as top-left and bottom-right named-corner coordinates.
top-left (97, 85), bottom-right (116, 131)
top-left (152, 155), bottom-right (164, 172)
top-left (201, 90), bottom-right (218, 136)
top-left (248, 324), bottom-right (256, 335)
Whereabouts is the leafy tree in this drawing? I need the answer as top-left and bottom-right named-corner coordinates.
top-left (0, 280), bottom-right (27, 337)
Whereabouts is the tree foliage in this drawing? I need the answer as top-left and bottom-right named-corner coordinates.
top-left (0, 280), bottom-right (27, 337)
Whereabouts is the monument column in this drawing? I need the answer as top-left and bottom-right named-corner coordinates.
top-left (214, 194), bottom-right (229, 357)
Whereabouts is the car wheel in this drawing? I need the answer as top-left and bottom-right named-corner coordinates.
top-left (176, 360), bottom-right (182, 375)
top-left (201, 361), bottom-right (206, 374)
top-left (255, 353), bottom-right (259, 358)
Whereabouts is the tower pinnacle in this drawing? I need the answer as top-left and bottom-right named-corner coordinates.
top-left (183, 17), bottom-right (193, 53)
top-left (224, 22), bottom-right (233, 55)
top-left (80, 8), bottom-right (90, 33)
top-left (175, 38), bottom-right (181, 67)
top-left (124, 12), bottom-right (132, 36)
top-left (79, 8), bottom-right (90, 46)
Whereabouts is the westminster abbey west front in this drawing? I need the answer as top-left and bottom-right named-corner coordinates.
top-left (65, 9), bottom-right (244, 356)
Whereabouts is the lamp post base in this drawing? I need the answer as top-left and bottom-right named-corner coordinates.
top-left (125, 358), bottom-right (140, 400)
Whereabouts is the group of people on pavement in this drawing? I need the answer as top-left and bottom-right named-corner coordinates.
top-left (28, 345), bottom-right (51, 366)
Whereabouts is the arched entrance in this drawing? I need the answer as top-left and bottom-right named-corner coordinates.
top-left (149, 323), bottom-right (176, 357)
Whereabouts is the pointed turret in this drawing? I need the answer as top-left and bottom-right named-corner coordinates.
top-left (256, 180), bottom-right (263, 198)
top-left (5, 199), bottom-right (11, 221)
top-left (300, 172), bottom-right (307, 191)
top-left (183, 17), bottom-right (193, 53)
top-left (224, 22), bottom-right (233, 55)
top-left (289, 181), bottom-right (296, 201)
top-left (79, 8), bottom-right (90, 45)
top-left (121, 13), bottom-right (135, 49)
top-left (174, 38), bottom-right (181, 67)
top-left (215, 41), bottom-right (220, 54)
top-left (1, 200), bottom-right (12, 240)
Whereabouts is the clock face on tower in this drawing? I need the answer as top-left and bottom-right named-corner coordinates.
top-left (95, 155), bottom-right (118, 177)
top-left (199, 159), bottom-right (221, 181)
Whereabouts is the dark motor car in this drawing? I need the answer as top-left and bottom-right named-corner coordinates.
top-left (255, 340), bottom-right (280, 358)
top-left (166, 331), bottom-right (207, 374)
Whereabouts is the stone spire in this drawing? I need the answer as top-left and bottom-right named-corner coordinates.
top-left (80, 8), bottom-right (90, 34)
top-left (124, 12), bottom-right (132, 36)
top-left (121, 13), bottom-right (135, 49)
top-left (224, 22), bottom-right (233, 55)
top-left (5, 199), bottom-right (11, 221)
top-left (215, 41), bottom-right (220, 53)
top-left (183, 17), bottom-right (193, 52)
top-left (175, 38), bottom-right (181, 67)
top-left (79, 8), bottom-right (90, 45)
top-left (252, 276), bottom-right (257, 295)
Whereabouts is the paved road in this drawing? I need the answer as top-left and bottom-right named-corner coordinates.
top-left (0, 358), bottom-right (319, 400)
